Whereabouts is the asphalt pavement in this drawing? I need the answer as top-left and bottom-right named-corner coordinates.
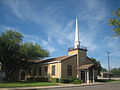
top-left (42, 82), bottom-right (120, 90)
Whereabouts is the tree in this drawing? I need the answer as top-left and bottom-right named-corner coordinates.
top-left (20, 42), bottom-right (49, 60)
top-left (109, 8), bottom-right (120, 36)
top-left (101, 67), bottom-right (107, 72)
top-left (111, 68), bottom-right (120, 77)
top-left (90, 58), bottom-right (102, 74)
top-left (0, 30), bottom-right (23, 81)
top-left (0, 30), bottom-right (49, 81)
top-left (19, 42), bottom-right (49, 70)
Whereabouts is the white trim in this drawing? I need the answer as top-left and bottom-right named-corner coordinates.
top-left (87, 69), bottom-right (89, 83)
top-left (44, 61), bottom-right (61, 64)
top-left (93, 69), bottom-right (95, 83)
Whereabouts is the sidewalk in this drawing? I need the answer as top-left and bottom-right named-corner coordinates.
top-left (1, 81), bottom-right (120, 90)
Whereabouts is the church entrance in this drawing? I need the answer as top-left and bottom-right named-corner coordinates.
top-left (81, 70), bottom-right (86, 83)
top-left (20, 71), bottom-right (25, 80)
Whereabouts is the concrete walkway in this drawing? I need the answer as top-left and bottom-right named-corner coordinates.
top-left (1, 82), bottom-right (120, 90)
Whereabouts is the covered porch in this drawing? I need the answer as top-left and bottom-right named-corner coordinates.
top-left (77, 64), bottom-right (97, 83)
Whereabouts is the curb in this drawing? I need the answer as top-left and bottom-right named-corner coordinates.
top-left (1, 81), bottom-right (120, 90)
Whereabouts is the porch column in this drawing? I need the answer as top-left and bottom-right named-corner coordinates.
top-left (18, 69), bottom-right (22, 80)
top-left (93, 69), bottom-right (95, 83)
top-left (77, 69), bottom-right (80, 78)
top-left (87, 69), bottom-right (89, 83)
top-left (85, 70), bottom-right (87, 83)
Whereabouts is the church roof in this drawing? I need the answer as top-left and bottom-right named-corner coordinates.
top-left (30, 54), bottom-right (77, 64)
top-left (41, 54), bottom-right (77, 64)
top-left (76, 64), bottom-right (94, 70)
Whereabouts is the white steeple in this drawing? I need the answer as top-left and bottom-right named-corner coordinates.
top-left (74, 18), bottom-right (80, 48)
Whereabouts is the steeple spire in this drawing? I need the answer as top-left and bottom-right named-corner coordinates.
top-left (74, 18), bottom-right (80, 48)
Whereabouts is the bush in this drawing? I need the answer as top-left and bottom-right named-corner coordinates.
top-left (37, 78), bottom-right (48, 82)
top-left (73, 79), bottom-right (82, 84)
top-left (26, 78), bottom-right (48, 82)
top-left (26, 78), bottom-right (33, 81)
top-left (59, 78), bottom-right (76, 83)
top-left (49, 78), bottom-right (59, 83)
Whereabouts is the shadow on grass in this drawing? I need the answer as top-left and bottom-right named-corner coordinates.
top-left (96, 79), bottom-right (118, 82)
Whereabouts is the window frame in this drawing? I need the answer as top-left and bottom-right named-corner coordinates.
top-left (81, 58), bottom-right (84, 61)
top-left (52, 65), bottom-right (55, 76)
top-left (67, 65), bottom-right (72, 76)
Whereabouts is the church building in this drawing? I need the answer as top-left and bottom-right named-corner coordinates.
top-left (23, 19), bottom-right (98, 83)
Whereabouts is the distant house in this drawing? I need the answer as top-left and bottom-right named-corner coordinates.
top-left (20, 19), bottom-right (99, 83)
top-left (100, 72), bottom-right (114, 78)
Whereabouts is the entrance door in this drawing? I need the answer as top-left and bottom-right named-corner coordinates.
top-left (81, 71), bottom-right (85, 83)
top-left (20, 71), bottom-right (25, 80)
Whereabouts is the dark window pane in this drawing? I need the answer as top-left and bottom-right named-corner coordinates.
top-left (39, 67), bottom-right (42, 76)
top-left (67, 65), bottom-right (72, 76)
top-left (33, 68), bottom-right (36, 76)
top-left (45, 66), bottom-right (48, 76)
top-left (52, 65), bottom-right (55, 76)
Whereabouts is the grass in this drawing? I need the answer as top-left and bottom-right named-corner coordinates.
top-left (0, 82), bottom-right (58, 88)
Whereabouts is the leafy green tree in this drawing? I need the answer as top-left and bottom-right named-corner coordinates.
top-left (111, 68), bottom-right (120, 77)
top-left (109, 8), bottom-right (120, 36)
top-left (0, 30), bottom-right (49, 81)
top-left (90, 58), bottom-right (102, 74)
top-left (20, 42), bottom-right (49, 60)
top-left (19, 42), bottom-right (49, 69)
top-left (101, 68), bottom-right (107, 72)
top-left (0, 30), bottom-right (23, 81)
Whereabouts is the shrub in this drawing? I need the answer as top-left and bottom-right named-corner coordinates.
top-left (49, 78), bottom-right (59, 83)
top-left (59, 78), bottom-right (76, 83)
top-left (26, 78), bottom-right (48, 82)
top-left (37, 78), bottom-right (48, 82)
top-left (73, 79), bottom-right (82, 84)
top-left (26, 78), bottom-right (33, 81)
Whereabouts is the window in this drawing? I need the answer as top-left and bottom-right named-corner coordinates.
top-left (39, 67), bottom-right (42, 76)
top-left (52, 65), bottom-right (55, 76)
top-left (45, 66), bottom-right (48, 76)
top-left (33, 68), bottom-right (37, 76)
top-left (81, 58), bottom-right (84, 61)
top-left (67, 65), bottom-right (72, 76)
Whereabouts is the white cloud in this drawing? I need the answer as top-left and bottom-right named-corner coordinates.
top-left (78, 0), bottom-right (107, 22)
top-left (80, 32), bottom-right (97, 51)
top-left (0, 25), bottom-right (20, 32)
top-left (41, 39), bottom-right (56, 53)
top-left (23, 33), bottom-right (56, 53)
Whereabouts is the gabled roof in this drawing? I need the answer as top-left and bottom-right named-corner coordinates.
top-left (41, 54), bottom-right (77, 64)
top-left (77, 64), bottom-right (94, 70)
top-left (30, 54), bottom-right (77, 64)
top-left (28, 59), bottom-right (43, 63)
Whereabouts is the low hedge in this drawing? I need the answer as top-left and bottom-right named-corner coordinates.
top-left (59, 78), bottom-right (82, 84)
top-left (49, 78), bottom-right (59, 83)
top-left (26, 77), bottom-right (82, 84)
top-left (73, 79), bottom-right (82, 84)
top-left (27, 78), bottom-right (48, 82)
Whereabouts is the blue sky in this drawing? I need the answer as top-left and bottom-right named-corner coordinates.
top-left (0, 0), bottom-right (120, 69)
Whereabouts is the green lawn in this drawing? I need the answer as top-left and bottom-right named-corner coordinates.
top-left (0, 82), bottom-right (58, 88)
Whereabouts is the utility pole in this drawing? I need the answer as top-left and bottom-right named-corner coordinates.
top-left (106, 51), bottom-right (111, 80)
